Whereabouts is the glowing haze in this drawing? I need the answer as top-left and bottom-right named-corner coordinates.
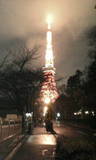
top-left (0, 0), bottom-right (96, 82)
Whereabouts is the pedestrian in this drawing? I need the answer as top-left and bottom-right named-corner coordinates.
top-left (45, 119), bottom-right (50, 132)
top-left (28, 122), bottom-right (32, 134)
top-left (45, 119), bottom-right (53, 133)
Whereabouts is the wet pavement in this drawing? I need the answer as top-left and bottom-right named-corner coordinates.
top-left (11, 121), bottom-right (96, 160)
top-left (12, 127), bottom-right (56, 160)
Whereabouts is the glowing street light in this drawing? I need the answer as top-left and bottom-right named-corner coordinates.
top-left (43, 106), bottom-right (48, 116)
top-left (85, 111), bottom-right (89, 114)
top-left (44, 97), bottom-right (50, 104)
top-left (26, 113), bottom-right (32, 117)
top-left (57, 112), bottom-right (60, 118)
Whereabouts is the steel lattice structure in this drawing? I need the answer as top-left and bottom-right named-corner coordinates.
top-left (40, 15), bottom-right (58, 104)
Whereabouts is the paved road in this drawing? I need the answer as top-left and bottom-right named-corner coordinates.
top-left (11, 121), bottom-right (96, 160)
top-left (54, 121), bottom-right (96, 138)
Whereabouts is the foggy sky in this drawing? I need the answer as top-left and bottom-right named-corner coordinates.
top-left (0, 0), bottom-right (96, 82)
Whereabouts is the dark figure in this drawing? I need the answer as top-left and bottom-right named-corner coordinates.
top-left (45, 119), bottom-right (49, 132)
top-left (49, 120), bottom-right (54, 132)
top-left (28, 123), bottom-right (32, 134)
top-left (45, 119), bottom-right (54, 132)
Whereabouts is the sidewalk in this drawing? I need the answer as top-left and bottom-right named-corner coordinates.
top-left (11, 126), bottom-right (56, 160)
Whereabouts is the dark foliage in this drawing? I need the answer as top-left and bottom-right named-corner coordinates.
top-left (55, 26), bottom-right (96, 120)
top-left (0, 46), bottom-right (43, 115)
top-left (55, 135), bottom-right (96, 160)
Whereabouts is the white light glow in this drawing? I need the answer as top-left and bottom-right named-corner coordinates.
top-left (26, 113), bottom-right (32, 117)
top-left (57, 113), bottom-right (60, 117)
top-left (47, 14), bottom-right (53, 29)
top-left (85, 111), bottom-right (89, 114)
top-left (92, 111), bottom-right (95, 116)
top-left (44, 97), bottom-right (50, 104)
top-left (43, 106), bottom-right (48, 116)
top-left (47, 31), bottom-right (52, 44)
top-left (45, 14), bottom-right (54, 68)
top-left (28, 135), bottom-right (56, 145)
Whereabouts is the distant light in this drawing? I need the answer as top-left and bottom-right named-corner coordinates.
top-left (57, 113), bottom-right (60, 117)
top-left (85, 111), bottom-right (89, 114)
top-left (78, 111), bottom-right (82, 115)
top-left (74, 111), bottom-right (81, 115)
top-left (26, 113), bottom-right (32, 117)
top-left (43, 122), bottom-right (46, 126)
top-left (92, 111), bottom-right (95, 116)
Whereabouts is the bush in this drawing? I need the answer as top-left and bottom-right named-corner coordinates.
top-left (55, 135), bottom-right (96, 160)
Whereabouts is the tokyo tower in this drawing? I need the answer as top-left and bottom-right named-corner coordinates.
top-left (41, 15), bottom-right (58, 105)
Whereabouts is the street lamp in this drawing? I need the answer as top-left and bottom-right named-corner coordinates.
top-left (44, 97), bottom-right (50, 104)
top-left (57, 112), bottom-right (60, 118)
top-left (43, 106), bottom-right (48, 116)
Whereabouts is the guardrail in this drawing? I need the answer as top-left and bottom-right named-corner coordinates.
top-left (0, 120), bottom-right (22, 142)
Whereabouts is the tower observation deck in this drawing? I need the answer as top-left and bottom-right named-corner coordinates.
top-left (41, 15), bottom-right (58, 104)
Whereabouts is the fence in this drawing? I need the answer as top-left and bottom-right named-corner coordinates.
top-left (0, 120), bottom-right (22, 142)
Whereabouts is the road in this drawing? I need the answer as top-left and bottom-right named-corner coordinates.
top-left (11, 121), bottom-right (96, 160)
top-left (54, 121), bottom-right (96, 138)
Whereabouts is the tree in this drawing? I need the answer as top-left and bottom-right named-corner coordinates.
top-left (12, 46), bottom-right (40, 72)
top-left (67, 70), bottom-right (85, 111)
top-left (55, 69), bottom-right (87, 119)
top-left (84, 26), bottom-right (96, 109)
top-left (0, 46), bottom-right (43, 115)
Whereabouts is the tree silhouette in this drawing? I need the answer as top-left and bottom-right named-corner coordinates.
top-left (0, 46), bottom-right (43, 116)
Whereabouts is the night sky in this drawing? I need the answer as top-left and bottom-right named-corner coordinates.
top-left (0, 0), bottom-right (96, 83)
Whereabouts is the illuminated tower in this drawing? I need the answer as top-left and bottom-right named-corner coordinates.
top-left (41, 15), bottom-right (58, 105)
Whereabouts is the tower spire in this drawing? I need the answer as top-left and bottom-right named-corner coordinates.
top-left (45, 15), bottom-right (54, 68)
